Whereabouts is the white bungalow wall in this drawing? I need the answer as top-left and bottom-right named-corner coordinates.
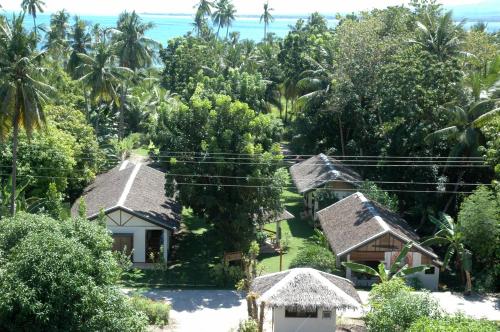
top-left (304, 182), bottom-right (356, 219)
top-left (104, 209), bottom-right (171, 263)
top-left (272, 307), bottom-right (336, 332)
top-left (383, 252), bottom-right (439, 291)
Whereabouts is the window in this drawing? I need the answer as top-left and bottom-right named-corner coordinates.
top-left (285, 308), bottom-right (318, 318)
top-left (322, 310), bottom-right (332, 319)
top-left (425, 266), bottom-right (436, 275)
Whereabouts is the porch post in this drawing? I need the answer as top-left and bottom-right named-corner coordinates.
top-left (163, 229), bottom-right (169, 263)
top-left (346, 254), bottom-right (352, 279)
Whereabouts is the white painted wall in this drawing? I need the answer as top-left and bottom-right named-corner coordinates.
top-left (104, 209), bottom-right (171, 263)
top-left (272, 307), bottom-right (336, 332)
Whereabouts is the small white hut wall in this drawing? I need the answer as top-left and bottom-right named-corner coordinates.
top-left (104, 209), bottom-right (171, 263)
top-left (304, 182), bottom-right (356, 219)
top-left (272, 307), bottom-right (336, 332)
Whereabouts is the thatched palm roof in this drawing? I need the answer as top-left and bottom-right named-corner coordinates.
top-left (251, 268), bottom-right (361, 311)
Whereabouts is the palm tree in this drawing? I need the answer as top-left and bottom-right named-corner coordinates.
top-left (78, 42), bottom-right (131, 107)
top-left (411, 10), bottom-right (463, 60)
top-left (223, 1), bottom-right (236, 39)
top-left (426, 99), bottom-right (499, 160)
top-left (260, 1), bottom-right (274, 41)
top-left (426, 99), bottom-right (499, 211)
top-left (112, 11), bottom-right (157, 138)
top-left (212, 0), bottom-right (227, 37)
top-left (67, 16), bottom-right (92, 119)
top-left (21, 0), bottom-right (45, 35)
top-left (421, 213), bottom-right (473, 293)
top-left (343, 242), bottom-right (430, 283)
top-left (0, 14), bottom-right (52, 216)
top-left (194, 0), bottom-right (213, 18)
top-left (45, 10), bottom-right (70, 61)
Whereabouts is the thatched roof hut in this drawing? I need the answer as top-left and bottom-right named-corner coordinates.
top-left (251, 268), bottom-right (361, 311)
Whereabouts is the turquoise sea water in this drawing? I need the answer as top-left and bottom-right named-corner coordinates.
top-left (4, 12), bottom-right (500, 45)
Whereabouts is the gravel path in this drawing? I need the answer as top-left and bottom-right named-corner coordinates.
top-left (137, 289), bottom-right (500, 331)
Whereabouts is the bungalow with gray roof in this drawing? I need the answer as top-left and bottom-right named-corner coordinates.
top-left (316, 192), bottom-right (441, 290)
top-left (71, 161), bottom-right (181, 264)
top-left (289, 153), bottom-right (362, 219)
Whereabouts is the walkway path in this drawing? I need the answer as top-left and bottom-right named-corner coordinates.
top-left (139, 289), bottom-right (500, 331)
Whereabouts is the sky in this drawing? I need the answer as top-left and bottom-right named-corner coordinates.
top-left (0, 0), bottom-right (492, 16)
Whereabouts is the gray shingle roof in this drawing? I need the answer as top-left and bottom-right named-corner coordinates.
top-left (289, 154), bottom-right (362, 194)
top-left (316, 192), bottom-right (437, 259)
top-left (251, 268), bottom-right (361, 310)
top-left (71, 161), bottom-right (181, 230)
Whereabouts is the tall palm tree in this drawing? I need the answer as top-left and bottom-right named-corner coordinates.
top-left (45, 9), bottom-right (70, 61)
top-left (421, 213), bottom-right (473, 293)
top-left (223, 1), bottom-right (236, 39)
top-left (112, 11), bottom-right (157, 138)
top-left (0, 13), bottom-right (52, 216)
top-left (212, 0), bottom-right (227, 37)
top-left (67, 16), bottom-right (92, 119)
top-left (411, 10), bottom-right (463, 60)
top-left (78, 42), bottom-right (131, 107)
top-left (426, 98), bottom-right (499, 211)
top-left (260, 1), bottom-right (274, 41)
top-left (21, 0), bottom-right (45, 35)
top-left (426, 99), bottom-right (500, 159)
top-left (194, 0), bottom-right (213, 18)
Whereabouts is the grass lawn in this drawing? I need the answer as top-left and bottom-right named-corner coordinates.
top-left (258, 186), bottom-right (315, 274)
top-left (122, 184), bottom-right (314, 288)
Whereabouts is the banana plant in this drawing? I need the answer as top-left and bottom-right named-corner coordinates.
top-left (421, 213), bottom-right (473, 294)
top-left (0, 177), bottom-right (41, 218)
top-left (342, 242), bottom-right (429, 283)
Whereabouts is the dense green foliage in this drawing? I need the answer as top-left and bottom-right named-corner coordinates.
top-left (365, 278), bottom-right (441, 331)
top-left (408, 314), bottom-right (498, 332)
top-left (0, 213), bottom-right (147, 331)
top-left (289, 243), bottom-right (337, 273)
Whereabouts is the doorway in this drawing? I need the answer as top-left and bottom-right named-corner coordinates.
top-left (146, 230), bottom-right (163, 263)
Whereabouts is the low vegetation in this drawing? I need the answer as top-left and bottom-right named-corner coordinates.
top-left (129, 295), bottom-right (171, 327)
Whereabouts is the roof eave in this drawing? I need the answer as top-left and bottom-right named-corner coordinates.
top-left (88, 205), bottom-right (179, 231)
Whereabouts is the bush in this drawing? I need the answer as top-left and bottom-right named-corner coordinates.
top-left (0, 213), bottom-right (147, 332)
top-left (236, 319), bottom-right (258, 332)
top-left (365, 278), bottom-right (441, 332)
top-left (408, 314), bottom-right (498, 332)
top-left (211, 262), bottom-right (245, 288)
top-left (130, 295), bottom-right (170, 327)
top-left (289, 244), bottom-right (337, 273)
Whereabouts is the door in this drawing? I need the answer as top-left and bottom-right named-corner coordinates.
top-left (112, 234), bottom-right (134, 257)
top-left (146, 230), bottom-right (163, 263)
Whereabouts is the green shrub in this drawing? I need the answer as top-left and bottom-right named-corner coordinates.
top-left (211, 262), bottom-right (245, 288)
top-left (236, 319), bottom-right (258, 332)
top-left (0, 213), bottom-right (147, 332)
top-left (365, 278), bottom-right (441, 332)
top-left (408, 314), bottom-right (498, 332)
top-left (289, 244), bottom-right (337, 273)
top-left (130, 295), bottom-right (170, 326)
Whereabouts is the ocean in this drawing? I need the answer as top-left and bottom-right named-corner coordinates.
top-left (3, 12), bottom-right (500, 46)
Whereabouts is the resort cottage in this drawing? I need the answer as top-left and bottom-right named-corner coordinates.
top-left (316, 192), bottom-right (441, 290)
top-left (290, 153), bottom-right (362, 219)
top-left (251, 268), bottom-right (361, 332)
top-left (71, 161), bottom-right (181, 263)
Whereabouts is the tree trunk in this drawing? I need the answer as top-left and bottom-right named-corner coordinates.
top-left (246, 296), bottom-right (253, 318)
top-left (284, 98), bottom-right (288, 124)
top-left (226, 25), bottom-right (229, 39)
top-left (258, 301), bottom-right (266, 332)
top-left (33, 16), bottom-right (37, 37)
top-left (337, 112), bottom-right (345, 157)
top-left (264, 24), bottom-right (267, 42)
top-left (119, 84), bottom-right (126, 140)
top-left (443, 170), bottom-right (466, 213)
top-left (10, 112), bottom-right (20, 216)
top-left (465, 270), bottom-right (472, 295)
top-left (84, 87), bottom-right (91, 123)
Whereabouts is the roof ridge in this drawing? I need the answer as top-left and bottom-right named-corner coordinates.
top-left (117, 162), bottom-right (142, 207)
top-left (357, 192), bottom-right (390, 232)
top-left (311, 269), bottom-right (361, 307)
